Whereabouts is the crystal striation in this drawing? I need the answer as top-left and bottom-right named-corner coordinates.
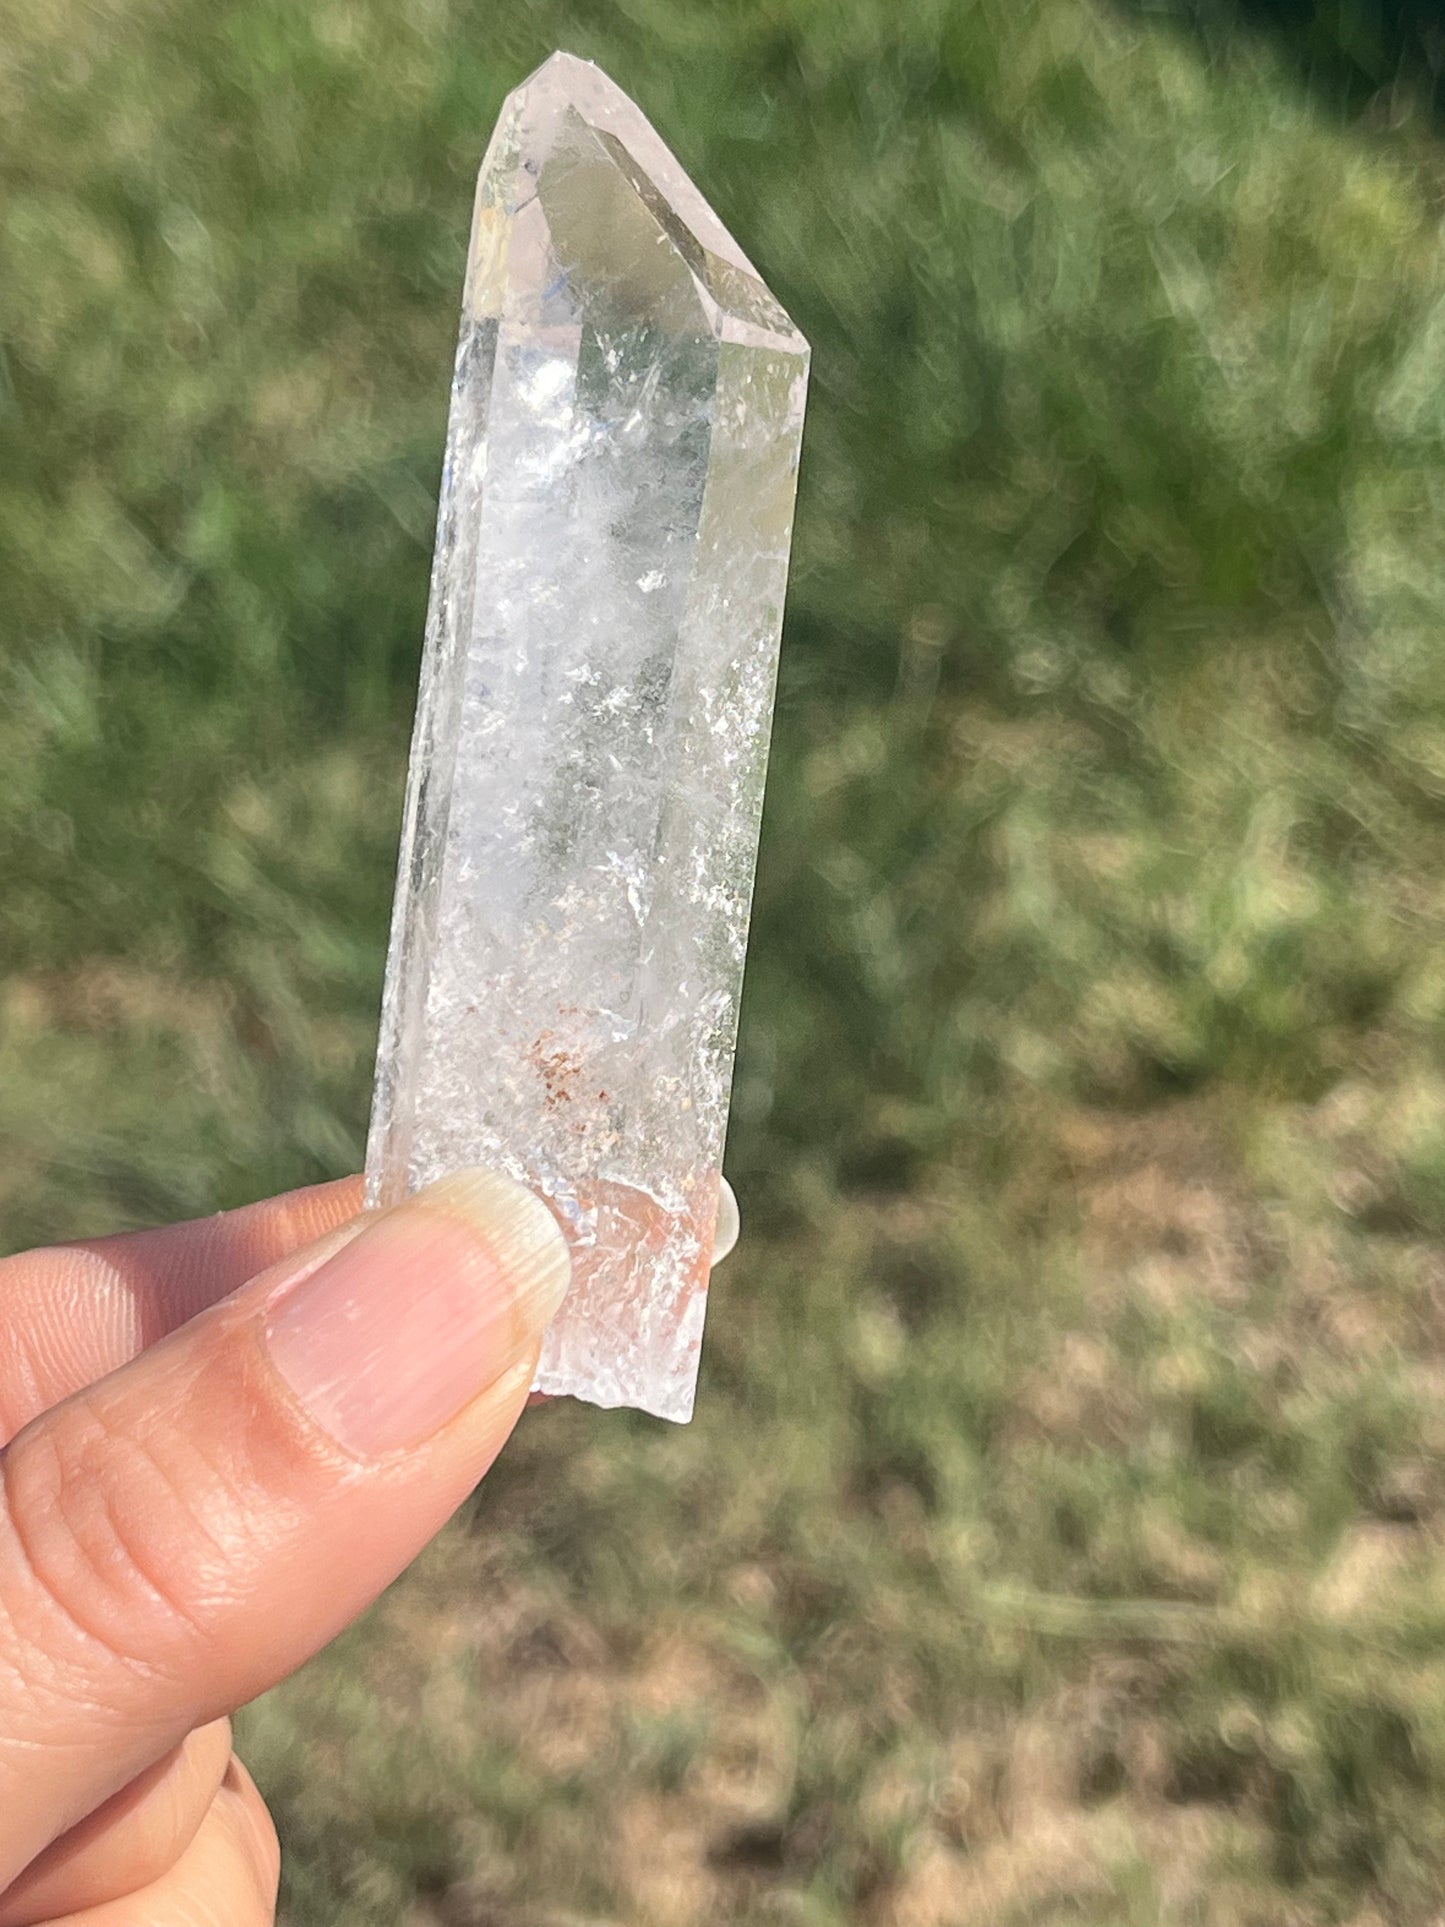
top-left (365, 52), bottom-right (809, 1421)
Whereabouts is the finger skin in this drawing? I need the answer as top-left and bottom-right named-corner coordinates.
top-left (35, 1758), bottom-right (279, 1927)
top-left (0, 1721), bottom-right (233, 1927)
top-left (0, 1180), bottom-right (366, 1446)
top-left (0, 1186), bottom-right (361, 1922)
top-left (0, 1198), bottom-right (552, 1882)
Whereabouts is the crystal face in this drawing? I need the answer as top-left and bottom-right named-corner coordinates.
top-left (365, 52), bottom-right (809, 1421)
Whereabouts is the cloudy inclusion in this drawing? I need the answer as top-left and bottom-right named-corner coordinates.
top-left (365, 54), bottom-right (808, 1421)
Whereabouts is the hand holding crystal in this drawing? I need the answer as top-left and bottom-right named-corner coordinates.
top-left (0, 40), bottom-right (775, 1915)
top-left (0, 1171), bottom-right (573, 1925)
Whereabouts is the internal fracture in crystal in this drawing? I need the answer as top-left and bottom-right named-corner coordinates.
top-left (365, 52), bottom-right (809, 1421)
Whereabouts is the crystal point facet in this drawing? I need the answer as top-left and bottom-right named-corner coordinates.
top-left (365, 53), bottom-right (809, 1421)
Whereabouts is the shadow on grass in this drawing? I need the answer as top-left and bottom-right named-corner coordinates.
top-left (1117, 0), bottom-right (1445, 122)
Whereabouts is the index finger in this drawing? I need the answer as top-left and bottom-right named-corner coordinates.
top-left (0, 1178), bottom-right (365, 1442)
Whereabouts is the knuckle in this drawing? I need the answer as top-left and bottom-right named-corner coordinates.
top-left (245, 1789), bottom-right (283, 1906)
top-left (223, 1760), bottom-right (282, 1915)
top-left (0, 1404), bottom-right (222, 1683)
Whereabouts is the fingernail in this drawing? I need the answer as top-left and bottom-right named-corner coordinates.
top-left (264, 1170), bottom-right (571, 1456)
top-left (713, 1177), bottom-right (740, 1265)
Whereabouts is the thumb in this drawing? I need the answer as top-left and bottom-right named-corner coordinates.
top-left (0, 1169), bottom-right (571, 1881)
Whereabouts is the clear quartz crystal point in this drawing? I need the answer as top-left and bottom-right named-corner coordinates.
top-left (364, 52), bottom-right (809, 1421)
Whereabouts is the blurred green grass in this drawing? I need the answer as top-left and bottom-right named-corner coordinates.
top-left (7, 0), bottom-right (1445, 1919)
